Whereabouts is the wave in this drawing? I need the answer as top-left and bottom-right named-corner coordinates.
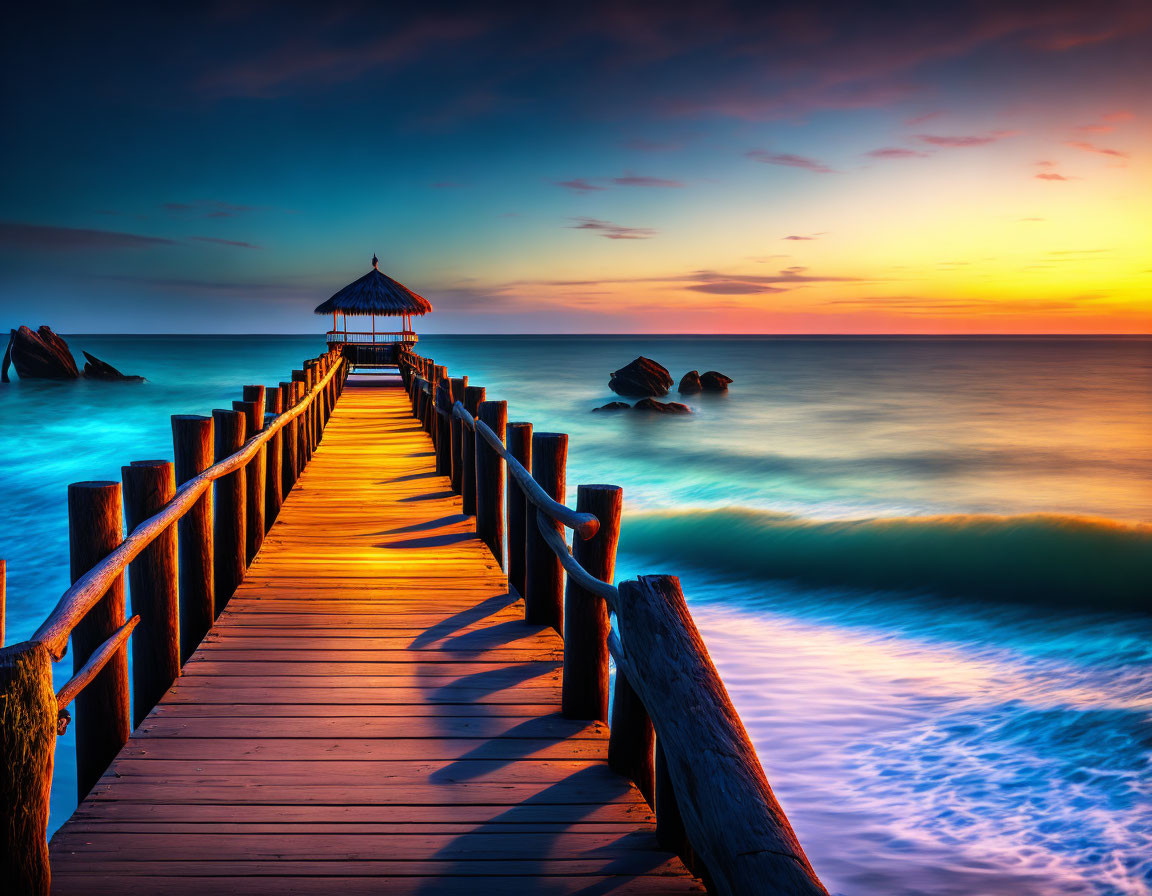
top-left (619, 509), bottom-right (1152, 611)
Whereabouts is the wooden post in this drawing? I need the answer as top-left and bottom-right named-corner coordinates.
top-left (264, 387), bottom-right (284, 528)
top-left (448, 377), bottom-right (467, 493)
top-left (171, 415), bottom-right (214, 664)
top-left (462, 386), bottom-right (485, 514)
top-left (562, 484), bottom-right (621, 722)
top-left (212, 409), bottom-right (246, 614)
top-left (475, 401), bottom-right (507, 566)
top-left (291, 371), bottom-right (308, 466)
top-left (505, 422), bottom-right (532, 599)
top-left (0, 639), bottom-right (55, 895)
top-left (121, 460), bottom-right (180, 728)
top-left (233, 397), bottom-right (265, 565)
top-left (655, 739), bottom-right (691, 860)
top-left (68, 481), bottom-right (129, 800)
top-left (279, 382), bottom-right (298, 498)
top-left (525, 432), bottom-right (567, 632)
top-left (615, 575), bottom-right (828, 896)
top-left (609, 669), bottom-right (655, 806)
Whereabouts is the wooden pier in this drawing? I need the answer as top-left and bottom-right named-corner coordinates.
top-left (1, 349), bottom-right (827, 896)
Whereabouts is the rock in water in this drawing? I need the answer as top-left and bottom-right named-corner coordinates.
top-left (678, 370), bottom-right (702, 394)
top-left (609, 356), bottom-right (673, 397)
top-left (82, 351), bottom-right (144, 382)
top-left (633, 398), bottom-right (692, 414)
top-left (700, 370), bottom-right (733, 391)
top-left (592, 401), bottom-right (631, 412)
top-left (6, 326), bottom-right (80, 379)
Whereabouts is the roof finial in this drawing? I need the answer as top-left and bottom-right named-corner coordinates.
top-left (372, 253), bottom-right (379, 270)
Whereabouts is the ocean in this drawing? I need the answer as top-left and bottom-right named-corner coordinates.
top-left (2, 334), bottom-right (1150, 895)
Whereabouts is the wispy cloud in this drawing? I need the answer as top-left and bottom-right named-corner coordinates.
top-left (163, 200), bottom-right (262, 219)
top-left (1035, 172), bottom-right (1072, 181)
top-left (611, 174), bottom-right (684, 187)
top-left (916, 130), bottom-right (1020, 147)
top-left (554, 178), bottom-right (605, 193)
top-left (747, 150), bottom-right (835, 173)
top-left (783, 233), bottom-right (824, 241)
top-left (1064, 140), bottom-right (1129, 158)
top-left (567, 217), bottom-right (656, 240)
top-left (866, 147), bottom-right (930, 159)
top-left (0, 221), bottom-right (176, 250)
top-left (191, 236), bottom-right (263, 249)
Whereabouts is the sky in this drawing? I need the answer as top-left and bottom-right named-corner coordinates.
top-left (1, 0), bottom-right (1149, 334)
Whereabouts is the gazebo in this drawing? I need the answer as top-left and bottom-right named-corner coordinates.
top-left (315, 255), bottom-right (432, 369)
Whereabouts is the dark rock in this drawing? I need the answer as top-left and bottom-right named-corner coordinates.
top-left (81, 351), bottom-right (144, 382)
top-left (700, 370), bottom-right (733, 391)
top-left (609, 356), bottom-right (673, 397)
top-left (5, 326), bottom-right (80, 379)
top-left (678, 370), bottom-right (702, 394)
top-left (633, 398), bottom-right (692, 414)
top-left (592, 401), bottom-right (630, 412)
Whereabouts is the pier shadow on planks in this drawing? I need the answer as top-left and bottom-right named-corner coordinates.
top-left (48, 382), bottom-right (702, 895)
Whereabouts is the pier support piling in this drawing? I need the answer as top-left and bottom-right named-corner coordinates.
top-left (505, 422), bottom-right (532, 599)
top-left (525, 432), bottom-right (567, 632)
top-left (475, 401), bottom-right (507, 566)
top-left (212, 409), bottom-right (246, 614)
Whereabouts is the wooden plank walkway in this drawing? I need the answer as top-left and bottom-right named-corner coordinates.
top-left (49, 379), bottom-right (702, 895)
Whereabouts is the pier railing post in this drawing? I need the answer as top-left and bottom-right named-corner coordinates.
top-left (171, 415), bottom-right (213, 663)
top-left (525, 432), bottom-right (567, 632)
top-left (265, 389), bottom-right (284, 527)
top-left (505, 422), bottom-right (532, 598)
top-left (609, 669), bottom-right (655, 806)
top-left (291, 370), bottom-right (309, 466)
top-left (212, 409), bottom-right (246, 614)
top-left (562, 484), bottom-right (621, 721)
top-left (475, 401), bottom-right (507, 566)
top-left (278, 384), bottom-right (297, 496)
top-left (462, 385), bottom-right (485, 514)
top-left (234, 392), bottom-right (265, 564)
top-left (121, 460), bottom-right (180, 728)
top-left (67, 481), bottom-right (130, 800)
top-left (0, 638), bottom-right (55, 896)
top-left (448, 377), bottom-right (467, 493)
top-left (655, 738), bottom-right (692, 862)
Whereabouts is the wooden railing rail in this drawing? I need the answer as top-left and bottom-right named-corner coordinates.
top-left (32, 356), bottom-right (346, 660)
top-left (1, 349), bottom-right (348, 896)
top-left (401, 350), bottom-right (828, 896)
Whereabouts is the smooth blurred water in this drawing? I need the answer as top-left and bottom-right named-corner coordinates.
top-left (2, 334), bottom-right (1150, 895)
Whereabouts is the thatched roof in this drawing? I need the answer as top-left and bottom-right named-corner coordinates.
top-left (314, 257), bottom-right (432, 317)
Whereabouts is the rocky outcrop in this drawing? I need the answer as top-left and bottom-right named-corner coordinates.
top-left (678, 370), bottom-right (702, 394)
top-left (633, 398), bottom-right (692, 414)
top-left (592, 401), bottom-right (630, 412)
top-left (700, 370), bottom-right (733, 391)
top-left (609, 357), bottom-right (673, 397)
top-left (3, 326), bottom-right (80, 380)
top-left (81, 351), bottom-right (144, 381)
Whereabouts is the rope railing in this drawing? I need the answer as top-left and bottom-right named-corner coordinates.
top-left (32, 357), bottom-right (345, 660)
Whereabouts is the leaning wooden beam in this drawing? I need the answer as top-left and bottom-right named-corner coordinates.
top-left (613, 575), bottom-right (829, 896)
top-left (54, 616), bottom-right (139, 712)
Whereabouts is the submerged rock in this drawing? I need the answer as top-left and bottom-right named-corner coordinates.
top-left (592, 401), bottom-right (630, 412)
top-left (678, 370), bottom-right (702, 394)
top-left (700, 370), bottom-right (733, 391)
top-left (633, 398), bottom-right (692, 414)
top-left (609, 356), bottom-right (673, 397)
top-left (82, 351), bottom-right (144, 382)
top-left (3, 326), bottom-right (80, 380)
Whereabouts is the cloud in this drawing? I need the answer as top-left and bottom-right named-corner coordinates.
top-left (624, 138), bottom-right (682, 152)
top-left (783, 233), bottom-right (823, 241)
top-left (0, 221), bottom-right (176, 250)
top-left (190, 236), bottom-right (263, 248)
top-left (905, 111), bottom-right (942, 126)
top-left (554, 178), bottom-right (605, 193)
top-left (611, 174), bottom-right (684, 187)
top-left (916, 130), bottom-right (1020, 147)
top-left (686, 281), bottom-right (787, 295)
top-left (746, 150), bottom-right (835, 173)
top-left (1064, 140), bottom-right (1129, 158)
top-left (866, 147), bottom-right (930, 159)
top-left (163, 200), bottom-right (261, 218)
top-left (567, 217), bottom-right (656, 240)
top-left (1034, 172), bottom-right (1071, 181)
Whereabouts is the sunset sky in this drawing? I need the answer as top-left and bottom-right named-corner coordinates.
top-left (1, 1), bottom-right (1149, 333)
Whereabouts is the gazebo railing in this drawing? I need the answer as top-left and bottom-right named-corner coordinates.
top-left (326, 330), bottom-right (417, 346)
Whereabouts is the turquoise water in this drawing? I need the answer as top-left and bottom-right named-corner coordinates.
top-left (2, 335), bottom-right (1150, 895)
